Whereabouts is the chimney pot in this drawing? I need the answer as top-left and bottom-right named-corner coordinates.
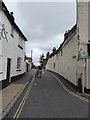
top-left (10, 12), bottom-right (15, 21)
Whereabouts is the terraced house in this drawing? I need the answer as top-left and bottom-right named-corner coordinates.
top-left (0, 1), bottom-right (27, 89)
top-left (46, 1), bottom-right (90, 93)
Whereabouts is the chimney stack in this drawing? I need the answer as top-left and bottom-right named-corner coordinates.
top-left (10, 12), bottom-right (15, 21)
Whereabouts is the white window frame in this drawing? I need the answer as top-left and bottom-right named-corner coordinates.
top-left (16, 57), bottom-right (22, 70)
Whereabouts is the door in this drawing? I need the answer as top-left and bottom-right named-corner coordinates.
top-left (26, 63), bottom-right (29, 72)
top-left (6, 58), bottom-right (11, 83)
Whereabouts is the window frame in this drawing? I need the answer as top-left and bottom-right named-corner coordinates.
top-left (16, 57), bottom-right (22, 71)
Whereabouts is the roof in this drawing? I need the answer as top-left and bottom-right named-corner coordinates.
top-left (1, 1), bottom-right (28, 41)
top-left (48, 24), bottom-right (77, 58)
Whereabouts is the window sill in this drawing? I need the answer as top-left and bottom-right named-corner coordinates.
top-left (18, 45), bottom-right (23, 50)
top-left (16, 69), bottom-right (22, 71)
top-left (11, 34), bottom-right (14, 38)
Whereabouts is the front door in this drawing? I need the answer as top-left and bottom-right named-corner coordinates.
top-left (6, 58), bottom-right (11, 83)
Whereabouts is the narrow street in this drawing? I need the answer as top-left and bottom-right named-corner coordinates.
top-left (5, 70), bottom-right (88, 119)
top-left (1, 1), bottom-right (90, 120)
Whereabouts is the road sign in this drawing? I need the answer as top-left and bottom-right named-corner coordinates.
top-left (79, 51), bottom-right (88, 59)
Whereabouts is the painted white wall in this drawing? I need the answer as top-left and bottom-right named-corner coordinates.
top-left (0, 13), bottom-right (2, 56)
top-left (0, 10), bottom-right (3, 81)
top-left (0, 9), bottom-right (26, 82)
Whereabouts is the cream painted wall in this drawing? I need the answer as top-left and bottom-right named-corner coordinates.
top-left (77, 2), bottom-right (88, 44)
top-left (46, 1), bottom-right (90, 90)
top-left (46, 32), bottom-right (77, 86)
top-left (59, 33), bottom-right (77, 85)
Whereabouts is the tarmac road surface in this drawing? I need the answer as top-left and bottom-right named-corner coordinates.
top-left (4, 70), bottom-right (88, 119)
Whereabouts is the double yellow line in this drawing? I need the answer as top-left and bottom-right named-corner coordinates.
top-left (13, 72), bottom-right (89, 119)
top-left (13, 76), bottom-right (35, 119)
top-left (49, 72), bottom-right (90, 103)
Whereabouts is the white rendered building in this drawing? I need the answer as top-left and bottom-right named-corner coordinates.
top-left (0, 1), bottom-right (27, 89)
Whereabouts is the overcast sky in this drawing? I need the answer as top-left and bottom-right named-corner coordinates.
top-left (3, 0), bottom-right (76, 65)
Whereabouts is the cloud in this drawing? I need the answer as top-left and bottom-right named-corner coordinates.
top-left (17, 2), bottom-right (76, 39)
top-left (3, 1), bottom-right (76, 65)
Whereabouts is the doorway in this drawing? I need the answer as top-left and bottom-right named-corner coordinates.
top-left (78, 78), bottom-right (82, 93)
top-left (6, 58), bottom-right (11, 83)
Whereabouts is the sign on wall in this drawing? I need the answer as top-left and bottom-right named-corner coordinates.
top-left (0, 22), bottom-right (8, 41)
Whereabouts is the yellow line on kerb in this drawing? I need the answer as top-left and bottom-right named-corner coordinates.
top-left (49, 72), bottom-right (89, 103)
top-left (13, 76), bottom-right (35, 119)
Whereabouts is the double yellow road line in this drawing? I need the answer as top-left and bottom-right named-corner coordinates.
top-left (13, 76), bottom-right (35, 119)
top-left (13, 72), bottom-right (89, 119)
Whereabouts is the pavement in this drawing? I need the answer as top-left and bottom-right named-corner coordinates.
top-left (0, 69), bottom-right (35, 119)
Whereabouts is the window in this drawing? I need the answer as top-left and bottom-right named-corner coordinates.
top-left (87, 44), bottom-right (90, 56)
top-left (18, 35), bottom-right (23, 49)
top-left (54, 63), bottom-right (55, 69)
top-left (11, 26), bottom-right (14, 37)
top-left (17, 57), bottom-right (21, 70)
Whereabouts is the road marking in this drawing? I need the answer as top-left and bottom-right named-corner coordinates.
top-left (13, 76), bottom-right (35, 119)
top-left (49, 72), bottom-right (90, 103)
top-left (42, 71), bottom-right (44, 74)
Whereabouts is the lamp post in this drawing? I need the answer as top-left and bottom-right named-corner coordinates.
top-left (79, 51), bottom-right (88, 93)
top-left (31, 50), bottom-right (33, 68)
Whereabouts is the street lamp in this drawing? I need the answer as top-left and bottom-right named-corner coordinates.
top-left (79, 51), bottom-right (88, 93)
